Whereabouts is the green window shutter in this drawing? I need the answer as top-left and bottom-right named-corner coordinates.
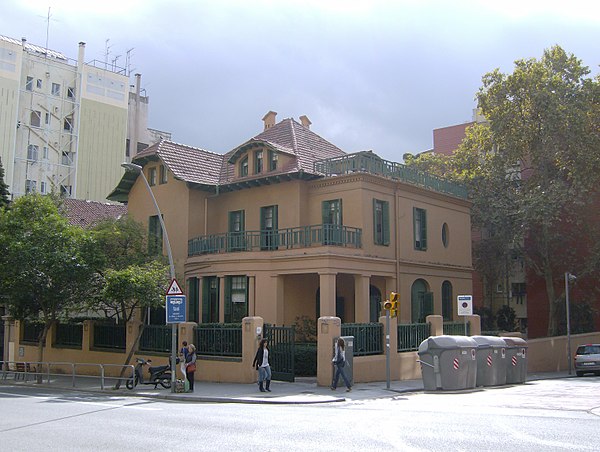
top-left (383, 200), bottom-right (390, 245)
top-left (421, 209), bottom-right (427, 250)
top-left (201, 278), bottom-right (210, 323)
top-left (322, 201), bottom-right (329, 224)
top-left (224, 277), bottom-right (231, 323)
top-left (338, 198), bottom-right (343, 225)
top-left (412, 207), bottom-right (418, 249)
top-left (373, 199), bottom-right (378, 244)
top-left (260, 206), bottom-right (265, 231)
top-left (273, 205), bottom-right (278, 230)
top-left (188, 278), bottom-right (199, 323)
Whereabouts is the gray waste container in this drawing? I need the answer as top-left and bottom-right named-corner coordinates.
top-left (502, 337), bottom-right (528, 384)
top-left (471, 335), bottom-right (508, 387)
top-left (417, 335), bottom-right (477, 390)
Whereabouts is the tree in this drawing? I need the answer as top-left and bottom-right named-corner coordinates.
top-left (0, 157), bottom-right (10, 208)
top-left (0, 194), bottom-right (98, 368)
top-left (87, 217), bottom-right (170, 388)
top-left (406, 46), bottom-right (600, 336)
top-left (455, 47), bottom-right (600, 336)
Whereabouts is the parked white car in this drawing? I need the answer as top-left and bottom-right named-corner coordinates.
top-left (574, 344), bottom-right (600, 377)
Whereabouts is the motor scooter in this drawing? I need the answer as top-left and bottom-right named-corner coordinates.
top-left (126, 357), bottom-right (174, 390)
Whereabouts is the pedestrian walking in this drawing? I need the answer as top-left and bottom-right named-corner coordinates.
top-left (331, 337), bottom-right (352, 392)
top-left (252, 338), bottom-right (272, 392)
top-left (185, 343), bottom-right (197, 392)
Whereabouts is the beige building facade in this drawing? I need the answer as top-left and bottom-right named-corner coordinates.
top-left (110, 113), bottom-right (473, 329)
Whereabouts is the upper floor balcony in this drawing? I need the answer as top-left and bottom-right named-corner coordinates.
top-left (314, 151), bottom-right (468, 200)
top-left (188, 224), bottom-right (362, 256)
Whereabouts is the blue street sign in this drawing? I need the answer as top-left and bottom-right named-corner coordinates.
top-left (166, 295), bottom-right (186, 323)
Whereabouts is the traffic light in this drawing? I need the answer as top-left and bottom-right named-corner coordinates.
top-left (383, 292), bottom-right (399, 318)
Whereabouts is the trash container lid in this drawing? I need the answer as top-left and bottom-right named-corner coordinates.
top-left (418, 335), bottom-right (478, 354)
top-left (471, 335), bottom-right (507, 348)
top-left (501, 336), bottom-right (527, 347)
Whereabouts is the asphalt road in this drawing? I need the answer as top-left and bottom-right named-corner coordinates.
top-left (1, 377), bottom-right (599, 451)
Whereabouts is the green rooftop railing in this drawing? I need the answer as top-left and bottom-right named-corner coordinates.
top-left (314, 152), bottom-right (468, 199)
top-left (189, 224), bottom-right (362, 256)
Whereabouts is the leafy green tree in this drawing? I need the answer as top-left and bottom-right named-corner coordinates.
top-left (472, 46), bottom-right (600, 336)
top-left (87, 217), bottom-right (170, 388)
top-left (0, 157), bottom-right (10, 208)
top-left (0, 194), bottom-right (98, 366)
top-left (410, 46), bottom-right (600, 336)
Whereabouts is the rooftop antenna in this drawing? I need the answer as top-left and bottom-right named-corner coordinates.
top-left (104, 39), bottom-right (113, 70)
top-left (45, 7), bottom-right (52, 52)
top-left (125, 48), bottom-right (135, 77)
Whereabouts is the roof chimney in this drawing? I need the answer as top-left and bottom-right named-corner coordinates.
top-left (262, 110), bottom-right (277, 130)
top-left (299, 115), bottom-right (312, 129)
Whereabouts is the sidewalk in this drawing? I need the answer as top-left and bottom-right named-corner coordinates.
top-left (0, 371), bottom-right (574, 404)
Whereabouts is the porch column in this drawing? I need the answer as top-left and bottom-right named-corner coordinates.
top-left (354, 274), bottom-right (371, 323)
top-left (319, 272), bottom-right (337, 317)
top-left (218, 276), bottom-right (226, 323)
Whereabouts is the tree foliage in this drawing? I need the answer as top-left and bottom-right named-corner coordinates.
top-left (0, 194), bottom-right (98, 363)
top-left (86, 216), bottom-right (169, 323)
top-left (405, 46), bottom-right (600, 336)
top-left (0, 157), bottom-right (10, 208)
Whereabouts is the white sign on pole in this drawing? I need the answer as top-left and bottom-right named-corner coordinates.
top-left (457, 295), bottom-right (473, 316)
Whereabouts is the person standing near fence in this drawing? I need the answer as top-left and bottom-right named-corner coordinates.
top-left (252, 338), bottom-right (272, 392)
top-left (179, 340), bottom-right (189, 380)
top-left (185, 343), bottom-right (197, 392)
top-left (331, 337), bottom-right (352, 392)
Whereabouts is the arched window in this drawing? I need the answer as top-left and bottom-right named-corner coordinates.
top-left (411, 279), bottom-right (433, 323)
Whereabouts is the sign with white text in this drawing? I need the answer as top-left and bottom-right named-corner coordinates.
top-left (166, 295), bottom-right (186, 323)
top-left (457, 295), bottom-right (473, 316)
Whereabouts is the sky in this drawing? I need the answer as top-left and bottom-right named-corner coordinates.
top-left (2, 0), bottom-right (600, 162)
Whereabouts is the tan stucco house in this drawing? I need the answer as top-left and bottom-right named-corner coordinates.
top-left (109, 112), bottom-right (473, 328)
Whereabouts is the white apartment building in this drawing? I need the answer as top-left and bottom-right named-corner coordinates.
top-left (0, 35), bottom-right (169, 202)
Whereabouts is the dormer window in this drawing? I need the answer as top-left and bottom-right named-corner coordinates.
top-left (269, 150), bottom-right (278, 171)
top-left (255, 150), bottom-right (263, 174)
top-left (240, 156), bottom-right (248, 177)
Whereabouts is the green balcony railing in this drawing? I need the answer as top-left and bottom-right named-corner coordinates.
top-left (397, 323), bottom-right (431, 352)
top-left (189, 224), bottom-right (362, 256)
top-left (341, 323), bottom-right (383, 356)
top-left (314, 152), bottom-right (468, 199)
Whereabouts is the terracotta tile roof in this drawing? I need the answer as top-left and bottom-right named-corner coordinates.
top-left (109, 119), bottom-right (347, 200)
top-left (62, 198), bottom-right (127, 228)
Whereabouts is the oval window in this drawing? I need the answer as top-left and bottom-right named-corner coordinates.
top-left (442, 223), bottom-right (449, 248)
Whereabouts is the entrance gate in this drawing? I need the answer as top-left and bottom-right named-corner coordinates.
top-left (263, 324), bottom-right (295, 382)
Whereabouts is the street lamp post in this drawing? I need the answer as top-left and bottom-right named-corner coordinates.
top-left (121, 162), bottom-right (177, 392)
top-left (565, 272), bottom-right (576, 376)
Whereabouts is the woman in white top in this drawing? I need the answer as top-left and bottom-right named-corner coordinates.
top-left (252, 338), bottom-right (272, 392)
top-left (331, 337), bottom-right (352, 391)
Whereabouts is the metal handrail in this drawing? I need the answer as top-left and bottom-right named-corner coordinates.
top-left (1, 360), bottom-right (134, 390)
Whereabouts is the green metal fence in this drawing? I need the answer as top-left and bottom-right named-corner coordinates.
top-left (188, 224), bottom-right (362, 256)
top-left (140, 325), bottom-right (173, 353)
top-left (195, 323), bottom-right (242, 357)
top-left (341, 323), bottom-right (383, 356)
top-left (54, 323), bottom-right (83, 348)
top-left (93, 323), bottom-right (126, 350)
top-left (443, 321), bottom-right (471, 336)
top-left (397, 323), bottom-right (431, 352)
top-left (21, 322), bottom-right (44, 344)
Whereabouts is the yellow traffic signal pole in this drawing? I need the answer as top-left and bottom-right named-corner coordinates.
top-left (385, 308), bottom-right (391, 389)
